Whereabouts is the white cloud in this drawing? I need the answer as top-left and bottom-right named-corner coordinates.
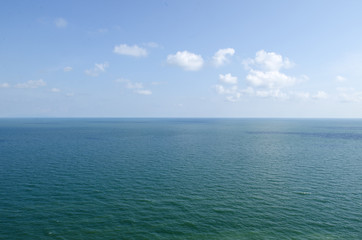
top-left (127, 82), bottom-right (143, 89)
top-left (219, 73), bottom-right (237, 84)
top-left (94, 63), bottom-right (107, 71)
top-left (167, 51), bottom-right (204, 71)
top-left (213, 48), bottom-right (235, 67)
top-left (214, 50), bottom-right (312, 102)
top-left (243, 50), bottom-right (300, 95)
top-left (313, 91), bottom-right (328, 99)
top-left (255, 89), bottom-right (289, 99)
top-left (246, 69), bottom-right (296, 89)
top-left (244, 50), bottom-right (293, 71)
top-left (98, 28), bottom-right (108, 33)
top-left (337, 88), bottom-right (362, 102)
top-left (85, 62), bottom-right (108, 77)
top-left (226, 93), bottom-right (241, 102)
top-left (15, 79), bottom-right (46, 88)
top-left (336, 87), bottom-right (353, 92)
top-left (340, 93), bottom-right (362, 102)
top-left (249, 90), bottom-right (327, 101)
top-left (240, 87), bottom-right (255, 95)
top-left (116, 78), bottom-right (143, 89)
top-left (214, 84), bottom-right (238, 95)
top-left (55, 18), bottom-right (67, 28)
top-left (51, 88), bottom-right (60, 92)
top-left (214, 84), bottom-right (225, 94)
top-left (214, 84), bottom-right (241, 102)
top-left (116, 78), bottom-right (151, 95)
top-left (144, 42), bottom-right (159, 48)
top-left (64, 66), bottom-right (72, 72)
top-left (0, 83), bottom-right (10, 88)
top-left (291, 91), bottom-right (310, 100)
top-left (336, 75), bottom-right (346, 82)
top-left (135, 89), bottom-right (152, 95)
top-left (114, 44), bottom-right (147, 57)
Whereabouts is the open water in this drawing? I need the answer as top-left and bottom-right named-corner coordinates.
top-left (0, 118), bottom-right (361, 239)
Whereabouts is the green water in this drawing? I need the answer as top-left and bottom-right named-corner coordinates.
top-left (0, 119), bottom-right (361, 239)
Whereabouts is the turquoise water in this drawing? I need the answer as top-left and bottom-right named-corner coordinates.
top-left (0, 118), bottom-right (361, 239)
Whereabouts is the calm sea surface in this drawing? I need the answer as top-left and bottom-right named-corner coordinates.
top-left (0, 119), bottom-right (361, 239)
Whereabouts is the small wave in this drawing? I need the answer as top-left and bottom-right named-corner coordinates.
top-left (294, 191), bottom-right (312, 195)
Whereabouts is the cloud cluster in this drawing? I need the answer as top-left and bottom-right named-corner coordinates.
top-left (244, 50), bottom-right (293, 71)
top-left (213, 48), bottom-right (235, 67)
top-left (167, 48), bottom-right (235, 71)
top-left (214, 85), bottom-right (240, 102)
top-left (246, 69), bottom-right (296, 89)
top-left (85, 62), bottom-right (108, 77)
top-left (167, 51), bottom-right (204, 71)
top-left (1, 80), bottom-right (65, 95)
top-left (244, 50), bottom-right (296, 89)
top-left (243, 50), bottom-right (314, 100)
top-left (214, 73), bottom-right (241, 102)
top-left (215, 50), bottom-right (298, 102)
top-left (215, 50), bottom-right (328, 102)
top-left (114, 44), bottom-right (147, 57)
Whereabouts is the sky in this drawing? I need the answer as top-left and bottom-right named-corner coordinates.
top-left (1, 0), bottom-right (362, 117)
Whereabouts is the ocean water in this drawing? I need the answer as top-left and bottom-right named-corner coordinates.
top-left (0, 118), bottom-right (361, 239)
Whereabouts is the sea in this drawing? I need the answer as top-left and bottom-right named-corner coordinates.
top-left (0, 118), bottom-right (361, 239)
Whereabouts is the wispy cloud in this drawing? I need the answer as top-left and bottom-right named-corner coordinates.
top-left (167, 51), bottom-right (204, 71)
top-left (114, 44), bottom-right (147, 57)
top-left (135, 89), bottom-right (152, 95)
top-left (144, 42), bottom-right (159, 48)
top-left (15, 79), bottom-right (46, 88)
top-left (51, 88), bottom-right (61, 92)
top-left (116, 78), bottom-right (152, 95)
top-left (55, 18), bottom-right (67, 28)
top-left (0, 83), bottom-right (10, 88)
top-left (97, 28), bottom-right (108, 33)
top-left (212, 48), bottom-right (235, 67)
top-left (336, 75), bottom-right (346, 82)
top-left (125, 81), bottom-right (143, 89)
top-left (64, 66), bottom-right (72, 72)
top-left (312, 91), bottom-right (328, 99)
top-left (254, 89), bottom-right (289, 100)
top-left (85, 62), bottom-right (108, 77)
top-left (337, 87), bottom-right (362, 102)
top-left (214, 84), bottom-right (241, 102)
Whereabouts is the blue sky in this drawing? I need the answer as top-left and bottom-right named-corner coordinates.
top-left (1, 0), bottom-right (362, 117)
